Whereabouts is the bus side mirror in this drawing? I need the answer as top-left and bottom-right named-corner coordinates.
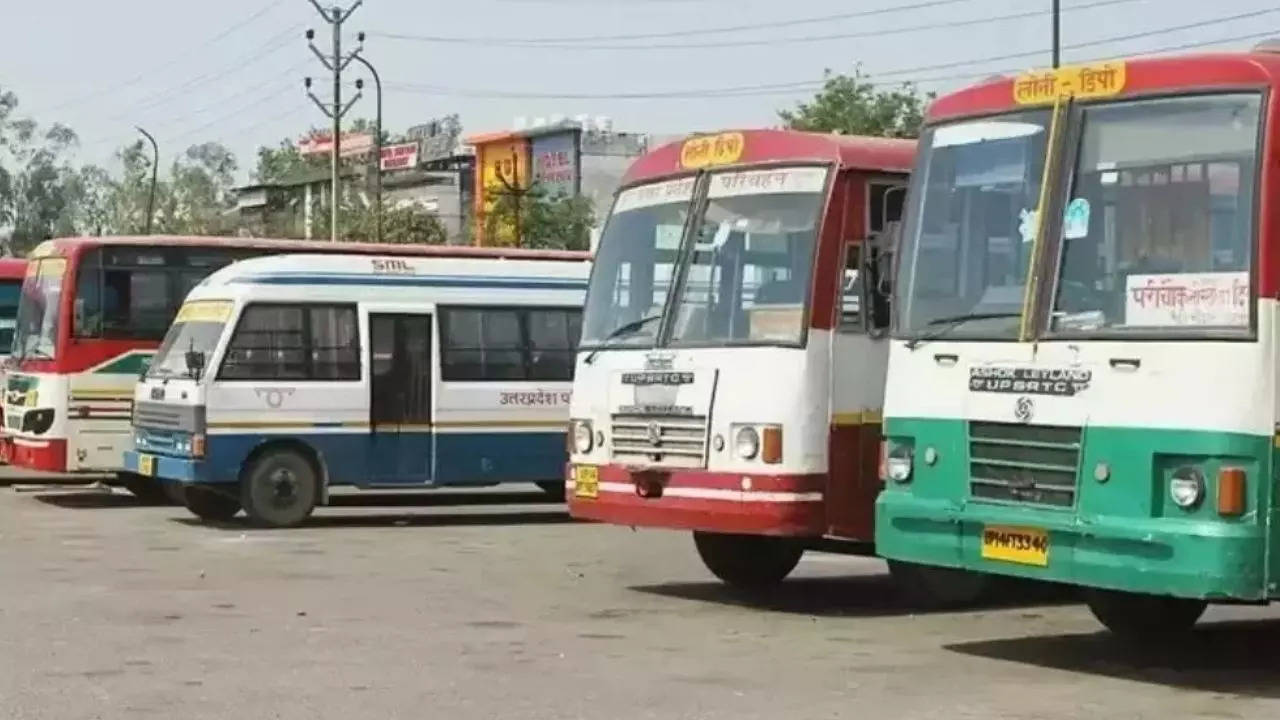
top-left (184, 350), bottom-right (206, 379)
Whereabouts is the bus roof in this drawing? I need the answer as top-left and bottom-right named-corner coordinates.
top-left (0, 258), bottom-right (27, 280)
top-left (928, 50), bottom-right (1280, 123)
top-left (195, 252), bottom-right (590, 292)
top-left (622, 129), bottom-right (915, 185)
top-left (27, 236), bottom-right (591, 263)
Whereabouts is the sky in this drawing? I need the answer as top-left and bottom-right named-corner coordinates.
top-left (3, 0), bottom-right (1279, 182)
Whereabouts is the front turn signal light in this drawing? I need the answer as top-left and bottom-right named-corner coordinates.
top-left (191, 434), bottom-right (206, 459)
top-left (761, 426), bottom-right (782, 464)
top-left (1217, 467), bottom-right (1246, 517)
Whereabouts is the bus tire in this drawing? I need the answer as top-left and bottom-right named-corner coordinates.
top-left (1084, 589), bottom-right (1207, 639)
top-left (692, 531), bottom-right (804, 588)
top-left (183, 484), bottom-right (242, 522)
top-left (536, 481), bottom-right (566, 501)
top-left (888, 560), bottom-right (991, 610)
top-left (240, 449), bottom-right (318, 528)
top-left (117, 472), bottom-right (172, 505)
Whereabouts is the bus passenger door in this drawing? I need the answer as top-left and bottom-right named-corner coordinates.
top-left (827, 176), bottom-right (905, 541)
top-left (368, 313), bottom-right (434, 484)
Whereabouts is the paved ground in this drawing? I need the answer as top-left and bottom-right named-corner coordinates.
top-left (2, 467), bottom-right (1279, 720)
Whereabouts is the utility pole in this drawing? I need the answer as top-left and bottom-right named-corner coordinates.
top-left (306, 1), bottom-right (364, 242)
top-left (1051, 0), bottom-right (1061, 68)
top-left (135, 127), bottom-right (158, 235)
top-left (351, 44), bottom-right (383, 243)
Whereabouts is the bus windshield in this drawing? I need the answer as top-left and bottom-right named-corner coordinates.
top-left (897, 111), bottom-right (1050, 339)
top-left (581, 177), bottom-right (695, 348)
top-left (13, 258), bottom-right (67, 361)
top-left (581, 166), bottom-right (829, 349)
top-left (1050, 93), bottom-right (1260, 334)
top-left (667, 167), bottom-right (827, 347)
top-left (148, 301), bottom-right (235, 380)
top-left (0, 278), bottom-right (22, 353)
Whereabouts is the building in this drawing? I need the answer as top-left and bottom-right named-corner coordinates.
top-left (466, 117), bottom-right (648, 247)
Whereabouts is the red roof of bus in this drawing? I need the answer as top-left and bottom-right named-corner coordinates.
top-left (622, 129), bottom-right (916, 185)
top-left (30, 236), bottom-right (590, 262)
top-left (0, 258), bottom-right (27, 280)
top-left (929, 51), bottom-right (1280, 122)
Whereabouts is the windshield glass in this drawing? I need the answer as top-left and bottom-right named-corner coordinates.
top-left (13, 258), bottom-right (67, 360)
top-left (581, 177), bottom-right (696, 347)
top-left (897, 111), bottom-right (1051, 339)
top-left (667, 167), bottom-right (828, 346)
top-left (0, 279), bottom-right (22, 353)
top-left (1050, 93), bottom-right (1260, 334)
top-left (149, 300), bottom-right (234, 380)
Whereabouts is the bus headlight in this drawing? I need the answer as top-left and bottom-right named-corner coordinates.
top-left (1170, 467), bottom-right (1205, 509)
top-left (882, 441), bottom-right (914, 483)
top-left (734, 426), bottom-right (760, 460)
top-left (572, 420), bottom-right (594, 454)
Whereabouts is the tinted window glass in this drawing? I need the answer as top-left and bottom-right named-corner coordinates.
top-left (220, 306), bottom-right (307, 380)
top-left (309, 306), bottom-right (360, 380)
top-left (440, 307), bottom-right (582, 382)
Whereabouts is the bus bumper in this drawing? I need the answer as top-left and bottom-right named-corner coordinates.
top-left (566, 464), bottom-right (827, 537)
top-left (9, 437), bottom-right (67, 473)
top-left (122, 451), bottom-right (207, 485)
top-left (875, 493), bottom-right (1269, 602)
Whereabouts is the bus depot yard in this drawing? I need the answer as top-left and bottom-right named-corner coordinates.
top-left (2, 469), bottom-right (1279, 720)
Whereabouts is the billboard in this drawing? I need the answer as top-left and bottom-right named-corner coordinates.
top-left (298, 132), bottom-right (373, 157)
top-left (531, 130), bottom-right (581, 199)
top-left (380, 142), bottom-right (419, 171)
top-left (475, 138), bottom-right (529, 246)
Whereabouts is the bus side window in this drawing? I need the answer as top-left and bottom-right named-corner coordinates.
top-left (527, 308), bottom-right (581, 381)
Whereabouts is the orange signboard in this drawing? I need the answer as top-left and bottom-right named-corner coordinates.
top-left (1013, 62), bottom-right (1126, 105)
top-left (473, 138), bottom-right (530, 246)
top-left (680, 132), bottom-right (745, 169)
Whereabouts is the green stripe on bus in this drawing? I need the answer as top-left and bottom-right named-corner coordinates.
top-left (90, 352), bottom-right (153, 375)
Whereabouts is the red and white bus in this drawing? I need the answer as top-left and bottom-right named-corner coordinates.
top-left (0, 258), bottom-right (29, 463)
top-left (567, 129), bottom-right (918, 588)
top-left (6, 236), bottom-right (587, 498)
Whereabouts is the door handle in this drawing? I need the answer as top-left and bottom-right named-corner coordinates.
top-left (933, 353), bottom-right (958, 366)
top-left (1109, 357), bottom-right (1140, 371)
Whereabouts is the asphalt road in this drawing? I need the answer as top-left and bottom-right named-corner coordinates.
top-left (1, 466), bottom-right (1279, 719)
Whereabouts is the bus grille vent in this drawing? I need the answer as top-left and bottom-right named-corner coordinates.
top-left (968, 421), bottom-right (1082, 508)
top-left (610, 414), bottom-right (708, 469)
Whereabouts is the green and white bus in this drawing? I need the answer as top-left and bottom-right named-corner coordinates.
top-left (877, 50), bottom-right (1280, 636)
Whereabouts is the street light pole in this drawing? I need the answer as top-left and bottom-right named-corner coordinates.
top-left (351, 48), bottom-right (383, 243)
top-left (306, 0), bottom-right (364, 242)
top-left (1052, 0), bottom-right (1061, 68)
top-left (135, 126), bottom-right (158, 235)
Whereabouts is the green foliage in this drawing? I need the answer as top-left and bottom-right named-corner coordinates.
top-left (779, 67), bottom-right (933, 139)
top-left (484, 182), bottom-right (594, 251)
top-left (0, 87), bottom-right (84, 253)
top-left (311, 195), bottom-right (449, 245)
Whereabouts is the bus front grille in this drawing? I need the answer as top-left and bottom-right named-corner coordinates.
top-left (610, 414), bottom-right (708, 469)
top-left (968, 422), bottom-right (1082, 508)
top-left (133, 402), bottom-right (205, 433)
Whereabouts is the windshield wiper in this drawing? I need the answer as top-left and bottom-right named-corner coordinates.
top-left (583, 314), bottom-right (663, 365)
top-left (903, 312), bottom-right (1022, 351)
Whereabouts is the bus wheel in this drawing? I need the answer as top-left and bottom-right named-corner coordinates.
top-left (888, 560), bottom-right (991, 610)
top-left (692, 531), bottom-right (804, 589)
top-left (1084, 589), bottom-right (1207, 639)
top-left (535, 481), bottom-right (566, 501)
top-left (240, 450), bottom-right (318, 528)
top-left (117, 472), bottom-right (171, 505)
top-left (183, 485), bottom-right (242, 523)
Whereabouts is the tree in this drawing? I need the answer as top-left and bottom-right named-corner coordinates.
top-left (484, 182), bottom-right (594, 251)
top-left (779, 67), bottom-right (933, 138)
top-left (311, 195), bottom-right (449, 245)
top-left (166, 142), bottom-right (238, 235)
top-left (0, 111), bottom-right (82, 253)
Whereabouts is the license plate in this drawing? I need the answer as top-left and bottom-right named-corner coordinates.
top-left (574, 465), bottom-right (598, 499)
top-left (137, 454), bottom-right (156, 477)
top-left (981, 525), bottom-right (1048, 567)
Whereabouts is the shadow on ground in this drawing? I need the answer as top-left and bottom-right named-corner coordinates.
top-left (631, 572), bottom-right (1075, 619)
top-left (32, 491), bottom-right (167, 509)
top-left (945, 618), bottom-right (1280, 698)
top-left (31, 488), bottom-right (558, 511)
top-left (174, 509), bottom-right (575, 531)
